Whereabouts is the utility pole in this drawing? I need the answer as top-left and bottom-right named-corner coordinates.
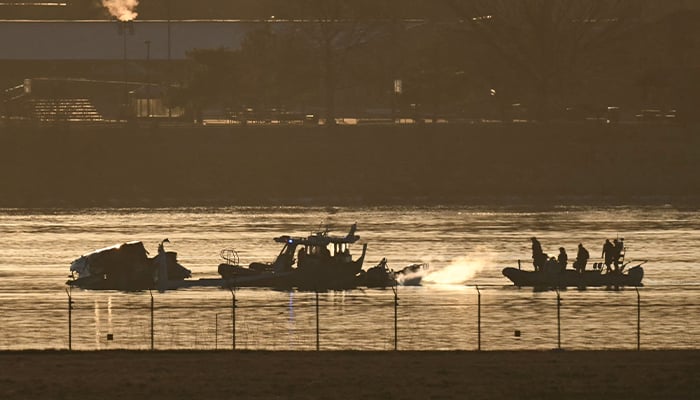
top-left (167, 0), bottom-right (173, 118)
top-left (117, 20), bottom-right (134, 121)
top-left (145, 40), bottom-right (151, 118)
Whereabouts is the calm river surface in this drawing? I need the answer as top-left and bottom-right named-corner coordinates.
top-left (0, 205), bottom-right (698, 350)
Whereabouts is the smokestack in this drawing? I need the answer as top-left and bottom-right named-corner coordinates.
top-left (102, 0), bottom-right (139, 22)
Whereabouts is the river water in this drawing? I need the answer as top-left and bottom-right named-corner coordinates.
top-left (0, 205), bottom-right (698, 351)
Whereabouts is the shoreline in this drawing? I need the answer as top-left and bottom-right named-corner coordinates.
top-left (1, 350), bottom-right (697, 399)
top-left (1, 123), bottom-right (698, 208)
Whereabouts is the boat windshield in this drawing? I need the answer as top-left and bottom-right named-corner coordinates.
top-left (307, 245), bottom-right (331, 257)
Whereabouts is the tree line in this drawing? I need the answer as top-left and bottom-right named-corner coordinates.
top-left (162, 1), bottom-right (698, 123)
top-left (5, 1), bottom-right (699, 123)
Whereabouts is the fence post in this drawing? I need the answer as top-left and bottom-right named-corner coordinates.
top-left (150, 290), bottom-right (154, 351)
top-left (556, 289), bottom-right (561, 350)
top-left (393, 283), bottom-right (398, 351)
top-left (636, 287), bottom-right (641, 351)
top-left (476, 285), bottom-right (481, 351)
top-left (315, 291), bottom-right (320, 351)
top-left (215, 313), bottom-right (218, 350)
top-left (66, 289), bottom-right (72, 351)
top-left (231, 288), bottom-right (236, 350)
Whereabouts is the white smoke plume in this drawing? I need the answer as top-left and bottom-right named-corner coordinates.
top-left (102, 0), bottom-right (139, 21)
top-left (421, 254), bottom-right (490, 285)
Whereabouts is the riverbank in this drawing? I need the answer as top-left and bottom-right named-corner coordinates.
top-left (0, 350), bottom-right (697, 399)
top-left (1, 123), bottom-right (698, 207)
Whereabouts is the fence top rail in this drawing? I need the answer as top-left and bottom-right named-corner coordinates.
top-left (3, 284), bottom-right (700, 299)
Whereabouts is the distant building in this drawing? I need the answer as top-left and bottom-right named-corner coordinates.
top-left (0, 20), bottom-right (279, 123)
top-left (5, 77), bottom-right (185, 123)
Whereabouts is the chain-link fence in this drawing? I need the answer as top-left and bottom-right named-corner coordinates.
top-left (1, 286), bottom-right (698, 351)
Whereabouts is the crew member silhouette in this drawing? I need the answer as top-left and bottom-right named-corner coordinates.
top-left (545, 256), bottom-right (559, 273)
top-left (613, 238), bottom-right (625, 270)
top-left (557, 247), bottom-right (568, 272)
top-left (602, 239), bottom-right (615, 273)
top-left (573, 243), bottom-right (590, 273)
top-left (531, 237), bottom-right (546, 271)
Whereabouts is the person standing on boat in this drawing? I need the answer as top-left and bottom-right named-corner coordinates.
top-left (557, 247), bottom-right (568, 272)
top-left (613, 238), bottom-right (625, 271)
top-left (573, 243), bottom-right (590, 273)
top-left (602, 239), bottom-right (615, 273)
top-left (544, 256), bottom-right (559, 274)
top-left (531, 237), bottom-right (545, 271)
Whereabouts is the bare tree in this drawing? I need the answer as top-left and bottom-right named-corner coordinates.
top-left (447, 0), bottom-right (646, 121)
top-left (178, 48), bottom-right (240, 123)
top-left (280, 0), bottom-right (384, 126)
top-left (236, 26), bottom-right (316, 112)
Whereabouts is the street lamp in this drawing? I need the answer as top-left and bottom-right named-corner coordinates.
top-left (145, 40), bottom-right (151, 118)
top-left (167, 0), bottom-right (172, 118)
top-left (117, 20), bottom-right (134, 121)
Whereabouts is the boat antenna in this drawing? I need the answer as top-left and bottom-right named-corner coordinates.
top-left (315, 221), bottom-right (329, 236)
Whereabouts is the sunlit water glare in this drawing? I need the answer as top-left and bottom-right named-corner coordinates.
top-left (0, 205), bottom-right (698, 350)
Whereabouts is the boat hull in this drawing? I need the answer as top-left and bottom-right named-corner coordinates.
top-left (217, 263), bottom-right (296, 289)
top-left (502, 265), bottom-right (644, 288)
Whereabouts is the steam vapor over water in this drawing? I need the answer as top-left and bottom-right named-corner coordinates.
top-left (421, 254), bottom-right (490, 285)
top-left (102, 0), bottom-right (139, 21)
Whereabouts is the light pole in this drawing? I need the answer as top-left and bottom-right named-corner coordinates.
top-left (167, 0), bottom-right (173, 118)
top-left (145, 40), bottom-right (151, 118)
top-left (117, 21), bottom-right (134, 121)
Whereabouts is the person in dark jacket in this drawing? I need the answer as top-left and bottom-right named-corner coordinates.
top-left (557, 247), bottom-right (568, 272)
top-left (573, 243), bottom-right (590, 273)
top-left (531, 237), bottom-right (545, 271)
top-left (613, 238), bottom-right (625, 270)
top-left (602, 239), bottom-right (615, 273)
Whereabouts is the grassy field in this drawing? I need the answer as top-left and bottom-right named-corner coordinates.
top-left (1, 123), bottom-right (698, 207)
top-left (0, 350), bottom-right (697, 399)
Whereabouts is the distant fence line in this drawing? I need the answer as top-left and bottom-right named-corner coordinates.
top-left (1, 285), bottom-right (698, 351)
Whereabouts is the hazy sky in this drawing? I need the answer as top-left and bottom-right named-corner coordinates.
top-left (0, 21), bottom-right (261, 60)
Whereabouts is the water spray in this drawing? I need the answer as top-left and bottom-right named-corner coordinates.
top-left (421, 254), bottom-right (490, 285)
